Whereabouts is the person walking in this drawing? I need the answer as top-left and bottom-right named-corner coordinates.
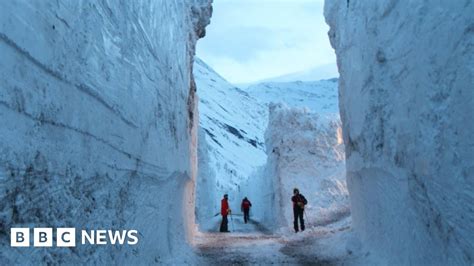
top-left (220, 194), bottom-right (231, 232)
top-left (291, 188), bottom-right (307, 233)
top-left (241, 197), bottom-right (252, 224)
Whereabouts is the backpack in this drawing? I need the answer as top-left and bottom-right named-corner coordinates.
top-left (294, 194), bottom-right (307, 208)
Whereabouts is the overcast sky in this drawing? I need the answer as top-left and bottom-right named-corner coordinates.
top-left (196, 0), bottom-right (338, 84)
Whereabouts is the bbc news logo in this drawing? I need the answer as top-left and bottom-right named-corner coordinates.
top-left (11, 228), bottom-right (138, 247)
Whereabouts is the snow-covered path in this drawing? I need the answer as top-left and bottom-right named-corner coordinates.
top-left (193, 215), bottom-right (357, 265)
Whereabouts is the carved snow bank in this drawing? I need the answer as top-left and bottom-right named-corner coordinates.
top-left (325, 1), bottom-right (474, 264)
top-left (0, 1), bottom-right (211, 264)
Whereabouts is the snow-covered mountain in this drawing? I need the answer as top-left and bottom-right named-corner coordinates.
top-left (245, 79), bottom-right (340, 121)
top-left (195, 59), bottom-right (347, 232)
top-left (195, 58), bottom-right (267, 188)
top-left (247, 63), bottom-right (338, 84)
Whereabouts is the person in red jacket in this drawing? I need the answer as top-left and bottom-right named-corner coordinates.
top-left (241, 197), bottom-right (252, 224)
top-left (220, 194), bottom-right (231, 232)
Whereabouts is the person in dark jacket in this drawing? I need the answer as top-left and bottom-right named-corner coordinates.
top-left (241, 197), bottom-right (252, 224)
top-left (220, 194), bottom-right (231, 232)
top-left (291, 188), bottom-right (307, 232)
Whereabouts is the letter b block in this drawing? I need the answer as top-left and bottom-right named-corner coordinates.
top-left (11, 228), bottom-right (30, 247)
top-left (34, 228), bottom-right (52, 247)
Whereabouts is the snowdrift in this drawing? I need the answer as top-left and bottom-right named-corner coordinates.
top-left (325, 1), bottom-right (474, 264)
top-left (0, 1), bottom-right (211, 264)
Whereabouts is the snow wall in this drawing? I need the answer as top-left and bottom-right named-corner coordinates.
top-left (260, 103), bottom-right (348, 231)
top-left (0, 1), bottom-right (211, 264)
top-left (195, 127), bottom-right (218, 230)
top-left (325, 1), bottom-right (474, 264)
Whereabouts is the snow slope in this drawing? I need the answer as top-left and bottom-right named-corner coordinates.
top-left (0, 1), bottom-right (211, 264)
top-left (325, 1), bottom-right (474, 264)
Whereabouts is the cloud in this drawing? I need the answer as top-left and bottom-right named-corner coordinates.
top-left (197, 0), bottom-right (337, 84)
top-left (199, 26), bottom-right (280, 62)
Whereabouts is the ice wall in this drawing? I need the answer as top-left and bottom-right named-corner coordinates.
top-left (0, 1), bottom-right (210, 264)
top-left (325, 1), bottom-right (474, 264)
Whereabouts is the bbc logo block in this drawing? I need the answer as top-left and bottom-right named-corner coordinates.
top-left (11, 228), bottom-right (76, 247)
top-left (10, 228), bottom-right (138, 247)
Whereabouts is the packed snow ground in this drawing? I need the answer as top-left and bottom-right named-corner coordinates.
top-left (193, 216), bottom-right (362, 265)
